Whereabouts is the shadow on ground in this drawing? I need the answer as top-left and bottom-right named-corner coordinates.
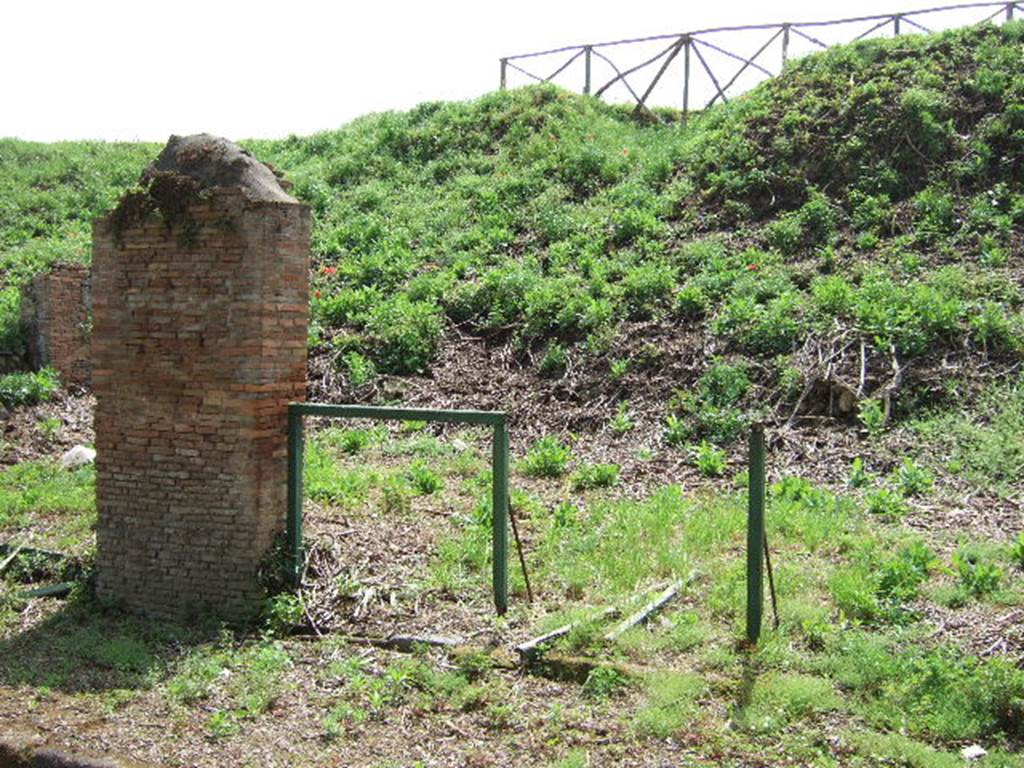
top-left (0, 589), bottom-right (221, 694)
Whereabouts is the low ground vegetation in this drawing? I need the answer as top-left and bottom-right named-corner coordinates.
top-left (0, 20), bottom-right (1022, 768)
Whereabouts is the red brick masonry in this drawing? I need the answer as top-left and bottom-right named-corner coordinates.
top-left (92, 189), bottom-right (310, 620)
top-left (21, 263), bottom-right (92, 388)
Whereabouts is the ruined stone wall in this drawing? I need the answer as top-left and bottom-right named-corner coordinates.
top-left (92, 188), bottom-right (310, 620)
top-left (21, 263), bottom-right (92, 387)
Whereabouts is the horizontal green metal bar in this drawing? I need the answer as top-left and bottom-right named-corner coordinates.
top-left (289, 403), bottom-right (506, 427)
top-left (19, 581), bottom-right (75, 599)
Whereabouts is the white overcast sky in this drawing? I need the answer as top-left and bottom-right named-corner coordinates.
top-left (1, 0), bottom-right (1007, 142)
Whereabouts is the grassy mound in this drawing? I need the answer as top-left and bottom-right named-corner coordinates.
top-left (2, 22), bottom-right (1023, 443)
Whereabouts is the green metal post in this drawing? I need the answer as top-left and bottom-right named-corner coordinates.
top-left (492, 420), bottom-right (509, 615)
top-left (746, 424), bottom-right (766, 645)
top-left (286, 407), bottom-right (304, 588)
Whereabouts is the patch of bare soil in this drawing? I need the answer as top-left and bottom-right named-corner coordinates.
top-left (1, 391), bottom-right (94, 465)
top-left (0, 644), bottom-right (722, 768)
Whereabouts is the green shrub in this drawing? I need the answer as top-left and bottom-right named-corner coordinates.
top-left (854, 272), bottom-right (964, 357)
top-left (711, 291), bottom-right (806, 354)
top-left (899, 88), bottom-right (953, 161)
top-left (692, 441), bottom-right (727, 477)
top-left (0, 367), bottom-right (60, 408)
top-left (340, 351), bottom-right (377, 387)
top-left (765, 190), bottom-right (837, 255)
top-left (914, 185), bottom-right (957, 239)
top-left (954, 549), bottom-right (1003, 598)
top-left (521, 436), bottom-right (573, 478)
top-left (970, 301), bottom-right (1020, 353)
top-left (848, 457), bottom-right (871, 488)
top-left (609, 401), bottom-right (634, 435)
top-left (858, 398), bottom-right (886, 435)
top-left (262, 594), bottom-right (304, 636)
top-left (405, 461), bottom-right (444, 495)
top-left (675, 282), bottom-right (709, 318)
top-left (811, 275), bottom-right (855, 315)
top-left (582, 666), bottom-right (629, 699)
top-left (364, 297), bottom-right (444, 374)
top-left (849, 191), bottom-right (893, 235)
top-left (875, 541), bottom-right (936, 618)
top-left (1011, 533), bottom-right (1024, 570)
top-left (697, 360), bottom-right (750, 407)
top-left (663, 413), bottom-right (689, 447)
top-left (569, 463), bottom-right (620, 491)
top-left (893, 458), bottom-right (934, 497)
top-left (539, 342), bottom-right (568, 378)
top-left (618, 262), bottom-right (675, 320)
top-left (0, 287), bottom-right (23, 356)
top-left (865, 488), bottom-right (909, 519)
top-left (523, 277), bottom-right (614, 342)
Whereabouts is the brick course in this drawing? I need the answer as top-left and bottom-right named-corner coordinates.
top-left (20, 263), bottom-right (92, 387)
top-left (92, 187), bottom-right (310, 621)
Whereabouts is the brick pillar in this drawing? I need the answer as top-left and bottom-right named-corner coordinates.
top-left (92, 137), bottom-right (310, 620)
top-left (21, 263), bottom-right (92, 388)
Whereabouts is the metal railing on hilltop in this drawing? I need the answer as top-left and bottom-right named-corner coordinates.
top-left (499, 2), bottom-right (1022, 120)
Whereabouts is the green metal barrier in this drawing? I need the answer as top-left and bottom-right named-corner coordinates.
top-left (746, 424), bottom-right (766, 644)
top-left (286, 403), bottom-right (510, 615)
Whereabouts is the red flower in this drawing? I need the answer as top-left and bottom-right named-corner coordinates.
top-left (320, 265), bottom-right (337, 276)
top-left (747, 263), bottom-right (759, 271)
top-left (314, 290), bottom-right (322, 299)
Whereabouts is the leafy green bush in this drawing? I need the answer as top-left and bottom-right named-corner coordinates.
top-left (609, 401), bottom-right (634, 435)
top-left (1011, 533), bottom-right (1024, 570)
top-left (340, 351), bottom-right (377, 387)
top-left (876, 541), bottom-right (935, 607)
top-left (767, 189), bottom-right (838, 255)
top-left (617, 262), bottom-right (675, 320)
top-left (0, 367), bottom-right (60, 409)
top-left (970, 301), bottom-right (1020, 353)
top-left (520, 436), bottom-right (573, 478)
top-left (674, 282), bottom-right (709, 318)
top-left (692, 441), bottom-right (727, 477)
top-left (663, 360), bottom-right (751, 447)
top-left (848, 457), bottom-right (871, 488)
top-left (405, 461), bottom-right (444, 495)
top-left (0, 287), bottom-right (23, 356)
top-left (858, 398), bottom-right (886, 435)
top-left (695, 360), bottom-right (747, 406)
top-left (711, 291), bottom-right (807, 354)
top-left (954, 548), bottom-right (1003, 598)
top-left (364, 297), bottom-right (444, 374)
top-left (262, 594), bottom-right (304, 636)
top-left (913, 184), bottom-right (957, 239)
top-left (539, 342), bottom-right (568, 378)
top-left (582, 666), bottom-right (629, 699)
top-left (663, 413), bottom-right (689, 447)
top-left (569, 463), bottom-right (619, 491)
top-left (865, 488), bottom-right (909, 519)
top-left (827, 633), bottom-right (1024, 741)
top-left (892, 458), bottom-right (934, 497)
